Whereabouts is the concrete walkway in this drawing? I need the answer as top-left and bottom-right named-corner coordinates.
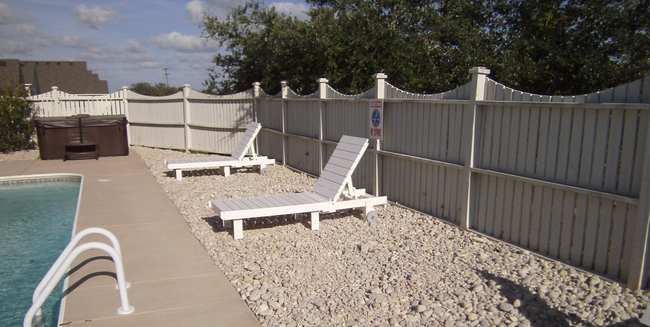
top-left (0, 154), bottom-right (259, 326)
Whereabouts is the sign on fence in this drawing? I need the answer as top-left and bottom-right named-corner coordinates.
top-left (368, 100), bottom-right (383, 139)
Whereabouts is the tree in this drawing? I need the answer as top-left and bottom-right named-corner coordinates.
top-left (203, 0), bottom-right (649, 95)
top-left (0, 87), bottom-right (34, 153)
top-left (129, 82), bottom-right (181, 96)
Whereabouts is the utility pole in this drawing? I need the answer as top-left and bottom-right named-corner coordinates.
top-left (162, 67), bottom-right (169, 86)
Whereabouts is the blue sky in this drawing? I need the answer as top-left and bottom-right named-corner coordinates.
top-left (0, 0), bottom-right (308, 91)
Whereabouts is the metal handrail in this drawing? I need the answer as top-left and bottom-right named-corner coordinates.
top-left (25, 230), bottom-right (134, 327)
top-left (32, 227), bottom-right (125, 304)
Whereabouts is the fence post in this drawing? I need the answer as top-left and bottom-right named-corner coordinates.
top-left (252, 81), bottom-right (261, 154)
top-left (459, 67), bottom-right (490, 229)
top-left (182, 84), bottom-right (192, 152)
top-left (627, 122), bottom-right (650, 289)
top-left (24, 84), bottom-right (32, 97)
top-left (252, 82), bottom-right (261, 122)
top-left (373, 73), bottom-right (387, 196)
top-left (280, 81), bottom-right (288, 165)
top-left (317, 78), bottom-right (328, 174)
top-left (121, 86), bottom-right (131, 145)
top-left (51, 86), bottom-right (60, 116)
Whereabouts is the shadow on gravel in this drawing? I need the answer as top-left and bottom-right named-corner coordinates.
top-left (478, 270), bottom-right (586, 327)
top-left (163, 166), bottom-right (259, 179)
top-left (202, 209), bottom-right (360, 236)
top-left (607, 320), bottom-right (645, 326)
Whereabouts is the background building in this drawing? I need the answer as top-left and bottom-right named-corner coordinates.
top-left (0, 59), bottom-right (108, 95)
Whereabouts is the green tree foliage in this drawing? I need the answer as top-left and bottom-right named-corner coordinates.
top-left (203, 0), bottom-right (649, 95)
top-left (0, 88), bottom-right (35, 153)
top-left (129, 82), bottom-right (181, 96)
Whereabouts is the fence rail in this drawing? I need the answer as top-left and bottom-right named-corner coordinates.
top-left (27, 70), bottom-right (650, 290)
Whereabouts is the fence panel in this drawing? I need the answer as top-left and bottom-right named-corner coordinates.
top-left (383, 101), bottom-right (468, 164)
top-left (187, 98), bottom-right (254, 154)
top-left (323, 100), bottom-right (368, 141)
top-left (257, 98), bottom-right (283, 131)
top-left (286, 137), bottom-right (320, 175)
top-left (258, 130), bottom-right (284, 163)
top-left (470, 172), bottom-right (639, 281)
top-left (475, 103), bottom-right (648, 198)
top-left (29, 89), bottom-right (125, 117)
top-left (286, 100), bottom-right (319, 138)
top-left (129, 125), bottom-right (186, 150)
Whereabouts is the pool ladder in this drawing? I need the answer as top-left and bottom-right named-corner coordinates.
top-left (24, 227), bottom-right (134, 327)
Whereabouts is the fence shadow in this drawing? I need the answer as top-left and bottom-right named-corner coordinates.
top-left (477, 270), bottom-right (585, 327)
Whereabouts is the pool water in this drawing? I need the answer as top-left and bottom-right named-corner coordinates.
top-left (0, 178), bottom-right (80, 327)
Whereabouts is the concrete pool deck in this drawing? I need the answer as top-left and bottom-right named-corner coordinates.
top-left (0, 154), bottom-right (259, 326)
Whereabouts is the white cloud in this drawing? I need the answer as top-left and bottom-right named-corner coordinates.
top-left (75, 4), bottom-right (115, 29)
top-left (270, 2), bottom-right (309, 20)
top-left (126, 40), bottom-right (145, 53)
top-left (61, 35), bottom-right (85, 47)
top-left (191, 0), bottom-right (240, 19)
top-left (152, 32), bottom-right (218, 52)
top-left (15, 23), bottom-right (36, 34)
top-left (186, 0), bottom-right (205, 23)
top-left (0, 2), bottom-right (11, 24)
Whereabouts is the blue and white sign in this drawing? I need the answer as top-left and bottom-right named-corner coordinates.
top-left (368, 100), bottom-right (383, 140)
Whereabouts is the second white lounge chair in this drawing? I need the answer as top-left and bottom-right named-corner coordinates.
top-left (165, 122), bottom-right (275, 181)
top-left (210, 135), bottom-right (388, 239)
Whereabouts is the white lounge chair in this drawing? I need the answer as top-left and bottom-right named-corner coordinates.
top-left (210, 135), bottom-right (388, 239)
top-left (165, 122), bottom-right (275, 181)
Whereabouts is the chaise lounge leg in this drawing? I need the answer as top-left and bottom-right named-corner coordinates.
top-left (233, 220), bottom-right (243, 240)
top-left (223, 166), bottom-right (231, 177)
top-left (259, 164), bottom-right (266, 173)
top-left (310, 212), bottom-right (319, 231)
top-left (222, 219), bottom-right (232, 229)
top-left (175, 170), bottom-right (183, 181)
top-left (364, 205), bottom-right (377, 226)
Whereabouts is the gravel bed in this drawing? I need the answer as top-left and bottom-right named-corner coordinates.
top-left (134, 146), bottom-right (648, 327)
top-left (0, 149), bottom-right (39, 161)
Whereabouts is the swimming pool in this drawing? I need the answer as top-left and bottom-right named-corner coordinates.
top-left (0, 175), bottom-right (81, 327)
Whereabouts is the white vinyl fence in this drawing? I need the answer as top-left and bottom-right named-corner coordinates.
top-left (27, 84), bottom-right (257, 155)
top-left (28, 70), bottom-right (650, 290)
top-left (28, 86), bottom-right (126, 117)
top-left (254, 69), bottom-right (650, 291)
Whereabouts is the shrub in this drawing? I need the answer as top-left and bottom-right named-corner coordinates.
top-left (0, 88), bottom-right (35, 153)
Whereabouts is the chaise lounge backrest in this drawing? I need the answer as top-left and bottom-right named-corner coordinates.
top-left (313, 135), bottom-right (369, 201)
top-left (231, 122), bottom-right (262, 161)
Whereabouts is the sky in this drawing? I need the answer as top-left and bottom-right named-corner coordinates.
top-left (0, 0), bottom-right (309, 92)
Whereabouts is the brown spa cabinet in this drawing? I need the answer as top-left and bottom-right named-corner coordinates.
top-left (34, 115), bottom-right (128, 160)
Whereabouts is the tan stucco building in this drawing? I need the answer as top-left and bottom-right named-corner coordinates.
top-left (0, 59), bottom-right (108, 95)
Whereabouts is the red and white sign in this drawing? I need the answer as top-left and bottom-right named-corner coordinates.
top-left (368, 100), bottom-right (383, 140)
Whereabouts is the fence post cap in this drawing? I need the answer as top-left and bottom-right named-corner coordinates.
top-left (24, 83), bottom-right (32, 87)
top-left (120, 86), bottom-right (129, 90)
top-left (317, 78), bottom-right (329, 83)
top-left (183, 84), bottom-right (191, 88)
top-left (51, 86), bottom-right (59, 91)
top-left (252, 82), bottom-right (261, 87)
top-left (373, 73), bottom-right (387, 79)
top-left (280, 80), bottom-right (288, 87)
top-left (469, 66), bottom-right (490, 75)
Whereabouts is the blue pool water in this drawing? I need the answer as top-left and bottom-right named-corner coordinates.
top-left (0, 177), bottom-right (80, 327)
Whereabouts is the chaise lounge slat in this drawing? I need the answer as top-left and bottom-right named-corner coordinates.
top-left (165, 122), bottom-right (275, 180)
top-left (210, 135), bottom-right (388, 239)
